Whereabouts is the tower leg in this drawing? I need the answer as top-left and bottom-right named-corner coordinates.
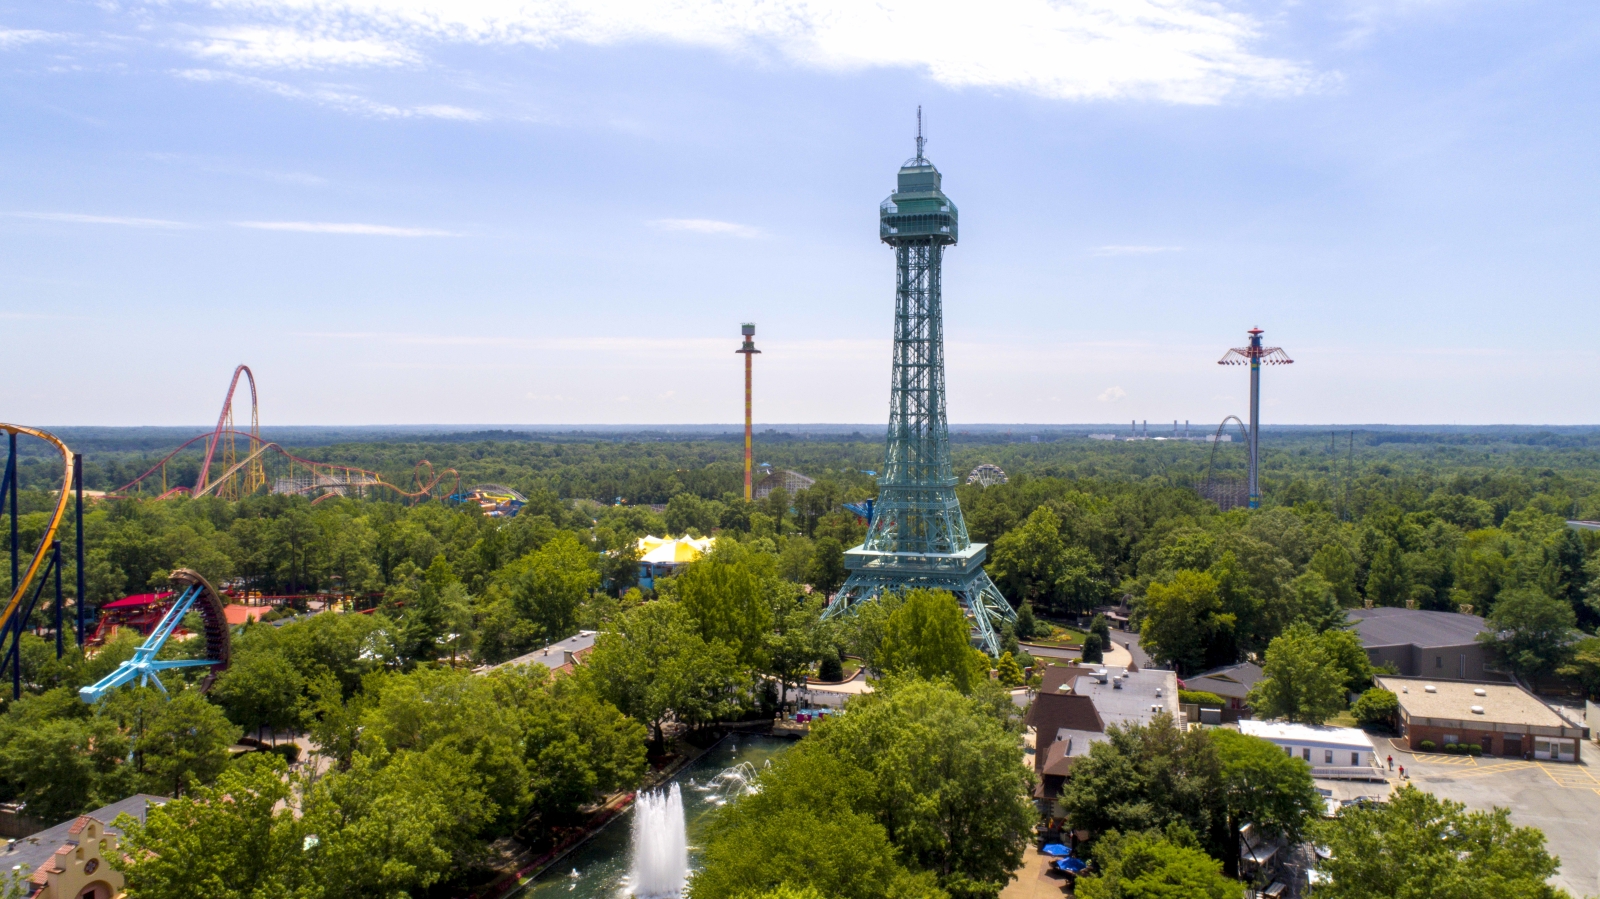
top-left (1248, 358), bottom-right (1261, 509)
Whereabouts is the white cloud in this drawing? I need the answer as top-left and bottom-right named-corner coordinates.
top-left (235, 221), bottom-right (461, 236)
top-left (189, 26), bottom-right (419, 69)
top-left (1097, 386), bottom-right (1127, 402)
top-left (0, 28), bottom-right (54, 50)
top-left (7, 212), bottom-right (193, 228)
top-left (188, 0), bottom-right (1316, 104)
top-left (649, 218), bottom-right (764, 238)
top-left (1091, 245), bottom-right (1184, 256)
top-left (175, 68), bottom-right (485, 119)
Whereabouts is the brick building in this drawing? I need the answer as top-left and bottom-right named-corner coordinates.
top-left (1377, 676), bottom-right (1583, 761)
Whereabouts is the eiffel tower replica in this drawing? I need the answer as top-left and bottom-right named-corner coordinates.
top-left (822, 114), bottom-right (1015, 655)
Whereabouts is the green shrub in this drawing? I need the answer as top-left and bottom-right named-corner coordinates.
top-left (1179, 690), bottom-right (1227, 708)
top-left (271, 743), bottom-right (300, 765)
top-left (817, 654), bottom-right (844, 682)
top-left (1081, 632), bottom-right (1104, 665)
top-left (1420, 740), bottom-right (1436, 752)
top-left (1352, 688), bottom-right (1400, 728)
top-left (1468, 744), bottom-right (1482, 756)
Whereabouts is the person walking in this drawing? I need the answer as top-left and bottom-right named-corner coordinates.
top-left (1387, 755), bottom-right (1393, 769)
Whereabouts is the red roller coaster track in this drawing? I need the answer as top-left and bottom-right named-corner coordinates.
top-left (112, 367), bottom-right (459, 503)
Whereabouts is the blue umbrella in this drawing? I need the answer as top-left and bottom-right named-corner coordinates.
top-left (1056, 858), bottom-right (1088, 874)
top-left (1040, 844), bottom-right (1072, 857)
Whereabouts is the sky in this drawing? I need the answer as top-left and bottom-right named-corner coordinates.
top-left (2, 0), bottom-right (1599, 427)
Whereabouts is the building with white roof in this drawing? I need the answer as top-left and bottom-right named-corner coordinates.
top-left (1240, 720), bottom-right (1379, 777)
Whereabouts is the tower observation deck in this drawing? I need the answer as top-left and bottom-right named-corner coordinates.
top-left (821, 121), bottom-right (1015, 655)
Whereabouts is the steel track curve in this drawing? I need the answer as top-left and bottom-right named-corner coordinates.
top-left (0, 424), bottom-right (75, 639)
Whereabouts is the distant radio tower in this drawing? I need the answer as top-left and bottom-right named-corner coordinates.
top-left (1218, 328), bottom-right (1293, 509)
top-left (736, 323), bottom-right (760, 501)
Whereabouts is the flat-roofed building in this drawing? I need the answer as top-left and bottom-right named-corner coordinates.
top-left (1377, 675), bottom-right (1583, 761)
top-left (1024, 664), bottom-right (1178, 819)
top-left (1239, 720), bottom-right (1378, 776)
top-left (1348, 607), bottom-right (1498, 681)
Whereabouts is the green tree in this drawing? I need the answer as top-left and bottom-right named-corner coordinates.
top-left (0, 689), bottom-right (130, 823)
top-left (1480, 586), bottom-right (1576, 680)
top-left (1211, 729), bottom-right (1321, 873)
top-left (996, 652), bottom-right (1024, 687)
top-left (677, 542), bottom-right (774, 669)
top-left (138, 690), bottom-right (242, 798)
top-left (113, 754), bottom-right (311, 899)
top-left (211, 649), bottom-right (305, 744)
top-left (1076, 825), bottom-right (1242, 899)
top-left (806, 536), bottom-right (848, 596)
top-left (1309, 542), bottom-right (1360, 608)
top-left (1057, 714), bottom-right (1223, 856)
top-left (808, 678), bottom-right (1033, 899)
top-left (1310, 785), bottom-right (1573, 899)
top-left (876, 589), bottom-right (986, 694)
top-left (989, 506), bottom-right (1072, 610)
top-left (1365, 537), bottom-right (1406, 606)
top-left (1352, 688), bottom-right (1400, 728)
top-left (580, 600), bottom-right (743, 745)
top-left (691, 743), bottom-right (945, 899)
top-left (664, 492), bottom-right (721, 536)
top-left (1320, 627), bottom-right (1374, 696)
top-left (1014, 602), bottom-right (1039, 640)
top-left (1138, 571), bottom-right (1233, 674)
top-left (491, 533), bottom-right (599, 644)
top-left (1247, 624), bottom-right (1348, 725)
top-left (1081, 632), bottom-right (1105, 664)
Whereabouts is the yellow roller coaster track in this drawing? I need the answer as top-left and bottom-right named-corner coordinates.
top-left (1, 424), bottom-right (75, 639)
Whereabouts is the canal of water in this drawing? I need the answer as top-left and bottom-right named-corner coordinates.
top-left (509, 733), bottom-right (795, 899)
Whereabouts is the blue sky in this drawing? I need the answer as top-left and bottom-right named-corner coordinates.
top-left (3, 1), bottom-right (1598, 426)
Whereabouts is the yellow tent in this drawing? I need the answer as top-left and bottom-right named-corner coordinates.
top-left (637, 535), bottom-right (715, 565)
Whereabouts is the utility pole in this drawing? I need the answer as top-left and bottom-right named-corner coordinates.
top-left (736, 324), bottom-right (759, 501)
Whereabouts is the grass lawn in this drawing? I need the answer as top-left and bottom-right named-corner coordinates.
top-left (1325, 711), bottom-right (1359, 727)
top-left (840, 659), bottom-right (863, 680)
top-left (1020, 625), bottom-right (1089, 648)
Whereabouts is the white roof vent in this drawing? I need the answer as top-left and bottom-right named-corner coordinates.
top-left (1471, 705), bottom-right (1485, 714)
top-left (1473, 688), bottom-right (1487, 697)
top-left (1424, 685), bottom-right (1437, 693)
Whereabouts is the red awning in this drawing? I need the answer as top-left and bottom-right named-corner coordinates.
top-left (101, 592), bottom-right (173, 610)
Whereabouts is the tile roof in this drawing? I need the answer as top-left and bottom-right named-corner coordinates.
top-left (1347, 607), bottom-right (1487, 649)
top-left (2, 794), bottom-right (166, 881)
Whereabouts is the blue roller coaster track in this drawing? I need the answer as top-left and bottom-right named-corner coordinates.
top-left (79, 569), bottom-right (231, 703)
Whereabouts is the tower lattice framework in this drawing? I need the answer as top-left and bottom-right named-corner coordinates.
top-left (822, 119), bottom-right (1014, 655)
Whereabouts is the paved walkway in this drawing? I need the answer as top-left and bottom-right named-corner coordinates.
top-left (1000, 846), bottom-right (1070, 899)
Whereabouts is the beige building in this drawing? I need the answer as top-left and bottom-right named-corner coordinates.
top-left (1377, 676), bottom-right (1583, 761)
top-left (1, 794), bottom-right (165, 899)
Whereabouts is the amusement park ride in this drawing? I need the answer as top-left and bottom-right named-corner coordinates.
top-left (114, 364), bottom-right (460, 503)
top-left (2, 364), bottom-right (461, 703)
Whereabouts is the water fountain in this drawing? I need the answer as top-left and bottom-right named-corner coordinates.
top-left (629, 784), bottom-right (688, 898)
top-left (697, 762), bottom-right (760, 806)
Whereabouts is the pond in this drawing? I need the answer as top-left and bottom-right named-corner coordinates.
top-left (509, 734), bottom-right (795, 899)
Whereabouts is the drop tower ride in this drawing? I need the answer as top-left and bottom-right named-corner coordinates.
top-left (821, 113), bottom-right (1015, 655)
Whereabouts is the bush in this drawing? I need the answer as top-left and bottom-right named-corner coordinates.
top-left (1081, 632), bottom-right (1104, 665)
top-left (817, 654), bottom-right (844, 682)
top-left (271, 743), bottom-right (300, 765)
top-left (1178, 689), bottom-right (1227, 708)
top-left (1015, 603), bottom-right (1039, 640)
top-left (1468, 744), bottom-right (1482, 756)
top-left (1352, 687), bottom-right (1400, 728)
top-left (1420, 740), bottom-right (1436, 752)
top-left (1443, 743), bottom-right (1458, 754)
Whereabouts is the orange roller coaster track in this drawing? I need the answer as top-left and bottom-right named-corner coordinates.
top-left (0, 425), bottom-right (74, 647)
top-left (111, 366), bottom-right (459, 504)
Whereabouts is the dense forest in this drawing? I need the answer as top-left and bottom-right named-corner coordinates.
top-left (2, 429), bottom-right (1598, 896)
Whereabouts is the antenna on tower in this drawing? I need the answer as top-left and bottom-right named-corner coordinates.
top-left (916, 106), bottom-right (925, 162)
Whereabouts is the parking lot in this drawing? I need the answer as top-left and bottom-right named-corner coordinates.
top-left (1388, 738), bottom-right (1600, 897)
